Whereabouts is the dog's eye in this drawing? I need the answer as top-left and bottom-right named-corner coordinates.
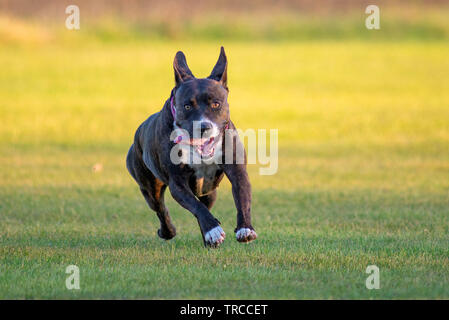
top-left (184, 105), bottom-right (191, 110)
top-left (211, 102), bottom-right (220, 109)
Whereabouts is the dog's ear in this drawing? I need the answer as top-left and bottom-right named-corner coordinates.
top-left (173, 51), bottom-right (194, 87)
top-left (208, 46), bottom-right (227, 90)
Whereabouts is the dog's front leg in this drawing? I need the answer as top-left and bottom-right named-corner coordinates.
top-left (222, 164), bottom-right (257, 243)
top-left (169, 178), bottom-right (225, 247)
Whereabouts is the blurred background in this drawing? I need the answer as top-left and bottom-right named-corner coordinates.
top-left (0, 0), bottom-right (448, 299)
top-left (1, 0), bottom-right (449, 42)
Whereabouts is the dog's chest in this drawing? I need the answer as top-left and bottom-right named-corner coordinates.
top-left (189, 162), bottom-right (222, 196)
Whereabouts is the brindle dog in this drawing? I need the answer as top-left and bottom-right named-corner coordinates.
top-left (126, 47), bottom-right (257, 248)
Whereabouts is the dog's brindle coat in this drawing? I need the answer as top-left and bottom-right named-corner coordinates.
top-left (126, 47), bottom-right (257, 247)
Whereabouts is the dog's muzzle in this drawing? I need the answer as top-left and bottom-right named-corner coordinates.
top-left (173, 128), bottom-right (220, 158)
top-left (171, 96), bottom-right (224, 158)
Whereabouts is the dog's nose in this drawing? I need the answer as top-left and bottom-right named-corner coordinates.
top-left (200, 121), bottom-right (213, 135)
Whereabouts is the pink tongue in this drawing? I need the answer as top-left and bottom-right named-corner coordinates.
top-left (201, 137), bottom-right (215, 155)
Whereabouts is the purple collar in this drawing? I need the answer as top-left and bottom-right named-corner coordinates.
top-left (170, 96), bottom-right (176, 119)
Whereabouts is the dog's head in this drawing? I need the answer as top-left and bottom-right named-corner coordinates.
top-left (171, 47), bottom-right (229, 158)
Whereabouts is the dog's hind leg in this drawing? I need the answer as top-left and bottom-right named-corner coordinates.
top-left (127, 144), bottom-right (176, 240)
top-left (140, 184), bottom-right (177, 240)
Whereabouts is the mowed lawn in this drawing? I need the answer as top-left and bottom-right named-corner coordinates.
top-left (0, 39), bottom-right (448, 299)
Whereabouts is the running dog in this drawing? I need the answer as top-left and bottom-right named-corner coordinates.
top-left (126, 47), bottom-right (257, 248)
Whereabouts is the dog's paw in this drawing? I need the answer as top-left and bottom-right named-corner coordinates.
top-left (157, 227), bottom-right (176, 240)
top-left (204, 226), bottom-right (225, 248)
top-left (235, 228), bottom-right (257, 243)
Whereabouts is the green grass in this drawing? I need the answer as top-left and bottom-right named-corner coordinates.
top-left (0, 35), bottom-right (449, 298)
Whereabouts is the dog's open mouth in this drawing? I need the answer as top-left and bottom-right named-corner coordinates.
top-left (192, 136), bottom-right (217, 158)
top-left (175, 135), bottom-right (219, 158)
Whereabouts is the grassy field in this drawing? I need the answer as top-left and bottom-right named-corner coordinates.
top-left (1, 17), bottom-right (449, 298)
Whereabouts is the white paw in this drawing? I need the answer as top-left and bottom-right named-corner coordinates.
top-left (205, 226), bottom-right (225, 247)
top-left (236, 228), bottom-right (257, 243)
